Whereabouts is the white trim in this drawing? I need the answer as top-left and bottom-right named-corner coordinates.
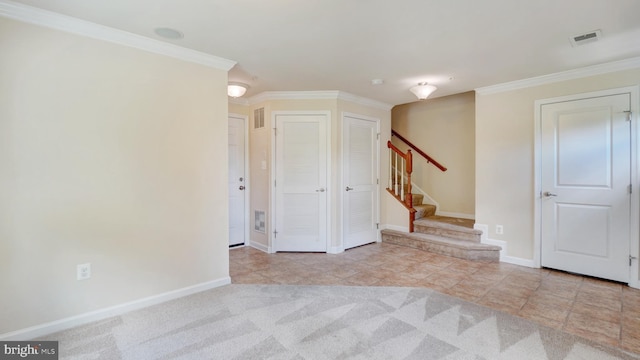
top-left (0, 277), bottom-right (230, 341)
top-left (229, 113), bottom-right (250, 248)
top-left (533, 86), bottom-right (640, 289)
top-left (271, 110), bottom-right (332, 253)
top-left (435, 211), bottom-right (475, 220)
top-left (248, 91), bottom-right (393, 111)
top-left (381, 224), bottom-right (410, 233)
top-left (474, 223), bottom-right (536, 268)
top-left (0, 0), bottom-right (235, 71)
top-left (249, 241), bottom-right (270, 253)
top-left (476, 57), bottom-right (640, 95)
top-left (327, 246), bottom-right (345, 254)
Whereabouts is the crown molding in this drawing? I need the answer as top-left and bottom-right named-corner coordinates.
top-left (476, 56), bottom-right (640, 95)
top-left (337, 91), bottom-right (393, 111)
top-left (247, 90), bottom-right (392, 111)
top-left (0, 0), bottom-right (236, 71)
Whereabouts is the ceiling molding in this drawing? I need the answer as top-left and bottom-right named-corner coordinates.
top-left (476, 56), bottom-right (640, 95)
top-left (0, 0), bottom-right (236, 71)
top-left (336, 91), bottom-right (393, 111)
top-left (247, 90), bottom-right (392, 111)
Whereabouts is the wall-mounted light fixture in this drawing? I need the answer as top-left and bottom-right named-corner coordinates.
top-left (410, 82), bottom-right (437, 100)
top-left (227, 83), bottom-right (249, 98)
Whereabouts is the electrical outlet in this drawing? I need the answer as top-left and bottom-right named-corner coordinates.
top-left (77, 263), bottom-right (91, 280)
top-left (495, 225), bottom-right (504, 235)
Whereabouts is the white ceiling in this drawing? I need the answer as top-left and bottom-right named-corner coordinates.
top-left (10, 0), bottom-right (640, 106)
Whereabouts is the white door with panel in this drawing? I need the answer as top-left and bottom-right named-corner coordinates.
top-left (343, 115), bottom-right (379, 249)
top-left (541, 93), bottom-right (631, 282)
top-left (228, 115), bottom-right (246, 247)
top-left (275, 113), bottom-right (328, 252)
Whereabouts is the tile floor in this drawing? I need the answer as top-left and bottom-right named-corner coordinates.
top-left (230, 242), bottom-right (640, 355)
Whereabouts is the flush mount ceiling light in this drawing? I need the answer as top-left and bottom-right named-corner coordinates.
top-left (154, 27), bottom-right (184, 40)
top-left (410, 82), bottom-right (437, 100)
top-left (227, 83), bottom-right (249, 98)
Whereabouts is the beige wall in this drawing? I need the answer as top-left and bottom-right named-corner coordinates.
top-left (392, 92), bottom-right (476, 217)
top-left (0, 18), bottom-right (230, 334)
top-left (476, 68), bottom-right (640, 260)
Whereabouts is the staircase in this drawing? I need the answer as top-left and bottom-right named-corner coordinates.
top-left (381, 207), bottom-right (501, 262)
top-left (385, 133), bottom-right (501, 262)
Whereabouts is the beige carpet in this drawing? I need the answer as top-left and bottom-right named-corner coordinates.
top-left (41, 285), bottom-right (640, 359)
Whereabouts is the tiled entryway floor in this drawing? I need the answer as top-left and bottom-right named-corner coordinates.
top-left (230, 242), bottom-right (640, 354)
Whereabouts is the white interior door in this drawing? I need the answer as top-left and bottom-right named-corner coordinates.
top-left (343, 114), bottom-right (379, 249)
top-left (275, 113), bottom-right (328, 252)
top-left (228, 115), bottom-right (246, 247)
top-left (541, 93), bottom-right (631, 282)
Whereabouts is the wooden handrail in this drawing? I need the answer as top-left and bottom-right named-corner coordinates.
top-left (391, 130), bottom-right (447, 172)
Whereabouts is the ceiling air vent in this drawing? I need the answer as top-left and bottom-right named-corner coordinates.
top-left (570, 29), bottom-right (601, 47)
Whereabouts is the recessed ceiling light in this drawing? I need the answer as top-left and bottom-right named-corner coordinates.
top-left (154, 27), bottom-right (184, 40)
top-left (371, 79), bottom-right (384, 85)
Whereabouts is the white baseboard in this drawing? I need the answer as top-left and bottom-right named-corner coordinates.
top-left (327, 246), bottom-right (344, 254)
top-left (436, 211), bottom-right (475, 220)
top-left (0, 277), bottom-right (231, 341)
top-left (474, 223), bottom-right (536, 268)
top-left (249, 241), bottom-right (269, 253)
top-left (380, 224), bottom-right (409, 233)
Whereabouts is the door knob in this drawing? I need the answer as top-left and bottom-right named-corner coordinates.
top-left (239, 185), bottom-right (245, 190)
top-left (345, 186), bottom-right (354, 191)
top-left (315, 188), bottom-right (325, 192)
top-left (543, 191), bottom-right (557, 197)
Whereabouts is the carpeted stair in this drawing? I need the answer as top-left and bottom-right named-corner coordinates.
top-left (382, 194), bottom-right (501, 262)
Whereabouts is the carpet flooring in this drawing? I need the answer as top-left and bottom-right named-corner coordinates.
top-left (42, 284), bottom-right (640, 359)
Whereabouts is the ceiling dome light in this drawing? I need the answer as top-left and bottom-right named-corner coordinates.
top-left (410, 82), bottom-right (437, 100)
top-left (154, 27), bottom-right (184, 39)
top-left (227, 83), bottom-right (248, 98)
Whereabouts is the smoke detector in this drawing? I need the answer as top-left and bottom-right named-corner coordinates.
top-left (570, 29), bottom-right (601, 47)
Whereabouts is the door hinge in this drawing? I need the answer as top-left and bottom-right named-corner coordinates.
top-left (274, 179), bottom-right (276, 187)
top-left (630, 255), bottom-right (637, 266)
top-left (377, 178), bottom-right (379, 185)
top-left (376, 223), bottom-right (379, 229)
top-left (629, 184), bottom-right (633, 194)
top-left (625, 111), bottom-right (632, 122)
top-left (273, 230), bottom-right (278, 238)
top-left (377, 133), bottom-right (381, 139)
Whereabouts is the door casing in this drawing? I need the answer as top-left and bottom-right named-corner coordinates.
top-left (534, 86), bottom-right (640, 288)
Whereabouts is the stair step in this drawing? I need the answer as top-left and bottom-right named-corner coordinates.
top-left (411, 193), bottom-right (424, 206)
top-left (414, 216), bottom-right (481, 242)
top-left (381, 229), bottom-right (501, 262)
top-left (414, 204), bottom-right (436, 220)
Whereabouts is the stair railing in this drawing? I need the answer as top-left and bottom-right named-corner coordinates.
top-left (391, 130), bottom-right (447, 172)
top-left (387, 141), bottom-right (417, 232)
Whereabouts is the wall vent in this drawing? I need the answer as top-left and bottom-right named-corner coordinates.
top-left (254, 108), bottom-right (265, 129)
top-left (570, 29), bottom-right (601, 47)
top-left (254, 210), bottom-right (266, 233)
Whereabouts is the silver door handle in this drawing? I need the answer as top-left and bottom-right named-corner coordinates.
top-left (316, 188), bottom-right (325, 192)
top-left (345, 186), bottom-right (354, 191)
top-left (543, 191), bottom-right (557, 197)
top-left (239, 185), bottom-right (245, 190)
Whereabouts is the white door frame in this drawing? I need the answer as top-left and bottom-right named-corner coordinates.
top-left (229, 113), bottom-right (250, 248)
top-left (270, 110), bottom-right (332, 253)
top-left (533, 86), bottom-right (640, 288)
top-left (339, 112), bottom-right (381, 253)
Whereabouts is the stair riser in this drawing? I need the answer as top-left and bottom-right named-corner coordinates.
top-left (382, 233), bottom-right (499, 262)
top-left (414, 225), bottom-right (482, 243)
